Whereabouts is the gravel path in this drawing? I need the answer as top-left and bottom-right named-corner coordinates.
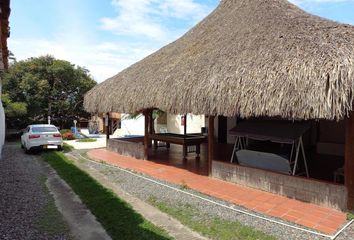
top-left (0, 143), bottom-right (72, 240)
top-left (71, 150), bottom-right (354, 240)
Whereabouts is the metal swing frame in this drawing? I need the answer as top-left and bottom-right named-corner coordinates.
top-left (230, 135), bottom-right (309, 177)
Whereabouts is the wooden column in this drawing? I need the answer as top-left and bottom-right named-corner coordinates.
top-left (149, 110), bottom-right (154, 147)
top-left (105, 112), bottom-right (110, 140)
top-left (149, 110), bottom-right (154, 134)
top-left (143, 110), bottom-right (150, 160)
top-left (184, 114), bottom-right (187, 135)
top-left (208, 116), bottom-right (215, 176)
top-left (345, 112), bottom-right (354, 210)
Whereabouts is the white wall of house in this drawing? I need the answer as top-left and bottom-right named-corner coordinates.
top-left (155, 123), bottom-right (167, 133)
top-left (113, 114), bottom-right (145, 137)
top-left (112, 113), bottom-right (206, 136)
top-left (167, 114), bottom-right (205, 134)
top-left (206, 116), bottom-right (237, 144)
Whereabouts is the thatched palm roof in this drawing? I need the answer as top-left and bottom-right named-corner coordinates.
top-left (84, 0), bottom-right (354, 120)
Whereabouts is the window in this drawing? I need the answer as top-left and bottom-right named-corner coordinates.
top-left (31, 126), bottom-right (58, 133)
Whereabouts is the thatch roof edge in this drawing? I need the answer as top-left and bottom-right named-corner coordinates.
top-left (84, 0), bottom-right (354, 120)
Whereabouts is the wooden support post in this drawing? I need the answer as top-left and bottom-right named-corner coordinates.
top-left (149, 110), bottom-right (154, 134)
top-left (208, 116), bottom-right (215, 176)
top-left (184, 114), bottom-right (187, 135)
top-left (105, 112), bottom-right (110, 140)
top-left (345, 112), bottom-right (354, 210)
top-left (149, 110), bottom-right (154, 147)
top-left (143, 110), bottom-right (150, 160)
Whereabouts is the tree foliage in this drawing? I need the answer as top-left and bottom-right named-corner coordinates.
top-left (1, 55), bottom-right (96, 129)
top-left (124, 109), bottom-right (165, 120)
top-left (2, 94), bottom-right (27, 117)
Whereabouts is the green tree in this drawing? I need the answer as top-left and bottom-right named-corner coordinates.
top-left (1, 94), bottom-right (27, 128)
top-left (1, 55), bottom-right (96, 129)
top-left (8, 50), bottom-right (16, 64)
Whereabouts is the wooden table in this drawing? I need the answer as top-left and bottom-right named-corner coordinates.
top-left (149, 133), bottom-right (207, 160)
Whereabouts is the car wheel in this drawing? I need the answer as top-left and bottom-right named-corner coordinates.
top-left (57, 146), bottom-right (63, 151)
top-left (24, 146), bottom-right (32, 154)
top-left (21, 143), bottom-right (24, 149)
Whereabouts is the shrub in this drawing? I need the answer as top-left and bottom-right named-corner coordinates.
top-left (60, 129), bottom-right (71, 135)
top-left (62, 132), bottom-right (75, 140)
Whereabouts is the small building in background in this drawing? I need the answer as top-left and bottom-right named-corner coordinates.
top-left (89, 112), bottom-right (121, 135)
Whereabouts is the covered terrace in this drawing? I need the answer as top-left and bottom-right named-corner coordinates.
top-left (84, 0), bottom-right (354, 211)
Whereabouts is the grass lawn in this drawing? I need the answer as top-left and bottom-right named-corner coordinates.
top-left (149, 198), bottom-right (275, 240)
top-left (62, 143), bottom-right (74, 153)
top-left (42, 151), bottom-right (172, 240)
top-left (76, 138), bottom-right (97, 143)
top-left (348, 212), bottom-right (354, 221)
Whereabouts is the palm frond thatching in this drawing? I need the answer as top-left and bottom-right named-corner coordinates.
top-left (84, 0), bottom-right (354, 120)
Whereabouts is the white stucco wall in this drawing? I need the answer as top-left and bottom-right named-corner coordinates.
top-left (112, 113), bottom-right (206, 136)
top-left (167, 114), bottom-right (205, 134)
top-left (113, 114), bottom-right (145, 137)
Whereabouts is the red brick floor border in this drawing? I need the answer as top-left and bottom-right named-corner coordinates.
top-left (87, 149), bottom-right (347, 235)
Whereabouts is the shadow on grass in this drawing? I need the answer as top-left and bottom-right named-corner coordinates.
top-left (42, 151), bottom-right (172, 240)
top-left (62, 143), bottom-right (74, 153)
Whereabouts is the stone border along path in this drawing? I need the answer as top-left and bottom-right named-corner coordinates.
top-left (67, 152), bottom-right (208, 240)
top-left (71, 150), bottom-right (354, 240)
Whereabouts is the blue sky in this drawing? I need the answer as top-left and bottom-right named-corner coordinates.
top-left (9, 0), bottom-right (354, 83)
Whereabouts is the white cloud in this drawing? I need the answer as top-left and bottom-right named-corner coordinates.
top-left (100, 0), bottom-right (211, 41)
top-left (9, 0), bottom-right (214, 83)
top-left (9, 38), bottom-right (155, 83)
top-left (289, 0), bottom-right (352, 4)
top-left (100, 0), bottom-right (167, 40)
top-left (158, 0), bottom-right (211, 21)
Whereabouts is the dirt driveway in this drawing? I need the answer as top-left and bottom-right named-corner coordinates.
top-left (0, 143), bottom-right (72, 239)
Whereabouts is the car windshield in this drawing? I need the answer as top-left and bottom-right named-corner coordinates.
top-left (31, 127), bottom-right (58, 133)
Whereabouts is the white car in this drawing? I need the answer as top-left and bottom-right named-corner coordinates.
top-left (21, 124), bottom-right (63, 152)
